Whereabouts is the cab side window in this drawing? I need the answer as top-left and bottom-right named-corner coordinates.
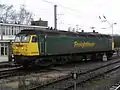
top-left (32, 36), bottom-right (37, 43)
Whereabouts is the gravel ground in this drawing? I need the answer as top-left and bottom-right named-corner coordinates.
top-left (0, 57), bottom-right (120, 90)
top-left (75, 66), bottom-right (120, 90)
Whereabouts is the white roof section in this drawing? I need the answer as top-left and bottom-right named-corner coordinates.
top-left (0, 35), bottom-right (15, 40)
top-left (0, 23), bottom-right (48, 29)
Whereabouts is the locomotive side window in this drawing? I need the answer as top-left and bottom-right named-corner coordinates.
top-left (32, 36), bottom-right (37, 42)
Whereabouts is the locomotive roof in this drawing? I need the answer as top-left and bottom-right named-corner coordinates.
top-left (17, 28), bottom-right (111, 38)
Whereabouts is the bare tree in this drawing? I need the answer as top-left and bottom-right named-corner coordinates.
top-left (16, 5), bottom-right (34, 24)
top-left (3, 5), bottom-right (13, 23)
top-left (0, 4), bottom-right (34, 25)
top-left (10, 10), bottom-right (18, 23)
top-left (0, 4), bottom-right (14, 23)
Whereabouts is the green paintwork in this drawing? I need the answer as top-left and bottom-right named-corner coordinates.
top-left (113, 35), bottom-right (120, 48)
top-left (38, 35), bottom-right (112, 56)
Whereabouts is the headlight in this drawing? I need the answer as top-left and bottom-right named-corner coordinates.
top-left (15, 47), bottom-right (18, 49)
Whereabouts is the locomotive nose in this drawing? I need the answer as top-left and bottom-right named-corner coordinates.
top-left (12, 43), bottom-right (28, 55)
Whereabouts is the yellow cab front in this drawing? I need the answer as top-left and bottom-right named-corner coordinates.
top-left (12, 35), bottom-right (39, 56)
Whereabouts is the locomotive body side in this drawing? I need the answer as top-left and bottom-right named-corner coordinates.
top-left (113, 35), bottom-right (120, 55)
top-left (113, 35), bottom-right (120, 48)
top-left (43, 35), bottom-right (112, 55)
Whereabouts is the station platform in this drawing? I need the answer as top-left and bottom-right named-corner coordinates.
top-left (0, 56), bottom-right (8, 63)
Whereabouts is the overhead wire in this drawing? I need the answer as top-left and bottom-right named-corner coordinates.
top-left (41, 0), bottom-right (95, 30)
top-left (41, 0), bottom-right (116, 32)
top-left (41, 0), bottom-right (82, 14)
top-left (41, 0), bottom-right (83, 22)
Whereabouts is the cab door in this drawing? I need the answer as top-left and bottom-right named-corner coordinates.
top-left (29, 35), bottom-right (39, 56)
top-left (38, 35), bottom-right (46, 55)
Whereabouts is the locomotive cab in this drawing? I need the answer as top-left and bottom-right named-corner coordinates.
top-left (12, 34), bottom-right (40, 65)
top-left (12, 34), bottom-right (39, 56)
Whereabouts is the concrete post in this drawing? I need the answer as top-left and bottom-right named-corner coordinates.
top-left (103, 53), bottom-right (107, 61)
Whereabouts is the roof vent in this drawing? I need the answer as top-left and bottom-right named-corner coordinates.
top-left (81, 30), bottom-right (84, 32)
top-left (93, 30), bottom-right (95, 33)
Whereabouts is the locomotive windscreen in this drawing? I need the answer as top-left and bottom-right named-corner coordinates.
top-left (14, 35), bottom-right (30, 43)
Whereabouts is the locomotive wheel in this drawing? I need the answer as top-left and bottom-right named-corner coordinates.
top-left (34, 57), bottom-right (53, 67)
top-left (90, 54), bottom-right (96, 61)
top-left (81, 55), bottom-right (87, 61)
top-left (106, 54), bottom-right (113, 60)
top-left (55, 56), bottom-right (67, 65)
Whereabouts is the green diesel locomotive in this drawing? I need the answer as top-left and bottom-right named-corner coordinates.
top-left (12, 29), bottom-right (114, 67)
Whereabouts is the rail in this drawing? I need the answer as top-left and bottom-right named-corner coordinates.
top-left (0, 66), bottom-right (22, 79)
top-left (29, 57), bottom-right (120, 90)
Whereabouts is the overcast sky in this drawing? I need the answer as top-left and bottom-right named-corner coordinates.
top-left (1, 0), bottom-right (120, 34)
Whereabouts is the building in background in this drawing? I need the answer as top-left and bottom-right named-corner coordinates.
top-left (0, 21), bottom-right (48, 62)
top-left (31, 18), bottom-right (48, 27)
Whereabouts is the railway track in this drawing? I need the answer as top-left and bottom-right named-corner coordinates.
top-left (0, 54), bottom-right (117, 80)
top-left (110, 80), bottom-right (120, 90)
top-left (0, 66), bottom-right (22, 79)
top-left (0, 55), bottom-right (119, 90)
top-left (110, 84), bottom-right (120, 90)
top-left (29, 57), bottom-right (120, 90)
top-left (0, 61), bottom-right (20, 68)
